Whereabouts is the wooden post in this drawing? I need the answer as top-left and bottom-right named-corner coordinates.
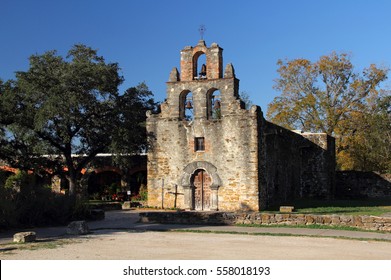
top-left (161, 179), bottom-right (164, 209)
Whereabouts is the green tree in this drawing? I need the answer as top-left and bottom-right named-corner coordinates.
top-left (338, 93), bottom-right (391, 172)
top-left (267, 52), bottom-right (389, 171)
top-left (0, 45), bottom-right (155, 196)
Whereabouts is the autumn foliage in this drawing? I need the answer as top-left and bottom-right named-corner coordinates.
top-left (267, 52), bottom-right (390, 172)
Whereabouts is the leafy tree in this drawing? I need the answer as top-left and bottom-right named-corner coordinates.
top-left (267, 52), bottom-right (389, 171)
top-left (0, 45), bottom-right (155, 196)
top-left (338, 92), bottom-right (391, 172)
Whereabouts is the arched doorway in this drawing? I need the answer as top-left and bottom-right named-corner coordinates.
top-left (181, 161), bottom-right (221, 211)
top-left (191, 169), bottom-right (212, 210)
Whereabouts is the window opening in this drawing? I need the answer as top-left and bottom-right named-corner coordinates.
top-left (195, 137), bottom-right (205, 151)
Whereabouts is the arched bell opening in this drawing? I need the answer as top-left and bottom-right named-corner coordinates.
top-left (206, 88), bottom-right (222, 120)
top-left (193, 51), bottom-right (207, 80)
top-left (179, 90), bottom-right (194, 121)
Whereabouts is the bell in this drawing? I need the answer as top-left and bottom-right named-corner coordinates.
top-left (213, 100), bottom-right (221, 109)
top-left (185, 100), bottom-right (193, 109)
top-left (199, 64), bottom-right (207, 76)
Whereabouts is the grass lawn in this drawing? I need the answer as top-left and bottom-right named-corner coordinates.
top-left (267, 199), bottom-right (391, 216)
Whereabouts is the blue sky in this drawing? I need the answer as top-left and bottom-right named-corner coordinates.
top-left (1, 0), bottom-right (390, 112)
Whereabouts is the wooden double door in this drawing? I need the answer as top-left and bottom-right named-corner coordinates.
top-left (192, 169), bottom-right (212, 211)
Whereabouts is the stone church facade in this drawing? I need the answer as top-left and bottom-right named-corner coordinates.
top-left (146, 40), bottom-right (335, 211)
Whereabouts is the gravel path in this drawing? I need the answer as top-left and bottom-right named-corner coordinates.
top-left (1, 210), bottom-right (391, 260)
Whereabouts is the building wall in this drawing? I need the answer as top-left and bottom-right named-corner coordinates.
top-left (260, 123), bottom-right (336, 208)
top-left (147, 83), bottom-right (261, 211)
top-left (147, 40), bottom-right (336, 211)
top-left (336, 171), bottom-right (391, 198)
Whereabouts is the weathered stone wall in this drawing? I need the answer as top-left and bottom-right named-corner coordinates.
top-left (147, 83), bottom-right (261, 211)
top-left (139, 211), bottom-right (391, 232)
top-left (261, 123), bottom-right (336, 208)
top-left (336, 171), bottom-right (391, 198)
top-left (147, 40), bottom-right (336, 212)
top-left (180, 40), bottom-right (223, 81)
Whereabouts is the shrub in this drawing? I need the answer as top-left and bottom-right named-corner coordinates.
top-left (0, 172), bottom-right (92, 229)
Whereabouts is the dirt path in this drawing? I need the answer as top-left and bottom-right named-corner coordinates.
top-left (2, 230), bottom-right (391, 260)
top-left (1, 210), bottom-right (391, 260)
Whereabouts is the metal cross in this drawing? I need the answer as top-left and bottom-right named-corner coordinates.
top-left (198, 24), bottom-right (206, 40)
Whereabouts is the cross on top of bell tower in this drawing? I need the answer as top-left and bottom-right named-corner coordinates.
top-left (198, 24), bottom-right (206, 40)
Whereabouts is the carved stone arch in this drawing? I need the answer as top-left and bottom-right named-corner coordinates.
top-left (181, 161), bottom-right (221, 211)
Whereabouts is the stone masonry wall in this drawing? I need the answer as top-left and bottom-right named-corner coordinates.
top-left (336, 171), bottom-right (391, 198)
top-left (139, 211), bottom-right (391, 232)
top-left (261, 123), bottom-right (336, 208)
top-left (147, 40), bottom-right (336, 212)
top-left (147, 92), bottom-right (261, 211)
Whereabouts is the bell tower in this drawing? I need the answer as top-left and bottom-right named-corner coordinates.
top-left (178, 39), bottom-right (223, 81)
top-left (147, 40), bottom-right (261, 211)
top-left (163, 40), bottom-right (242, 122)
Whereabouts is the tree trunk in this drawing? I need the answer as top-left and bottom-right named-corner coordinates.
top-left (68, 175), bottom-right (78, 197)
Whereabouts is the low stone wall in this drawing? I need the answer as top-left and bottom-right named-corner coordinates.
top-left (139, 211), bottom-right (391, 232)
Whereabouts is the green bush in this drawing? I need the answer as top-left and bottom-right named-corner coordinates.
top-left (0, 171), bottom-right (92, 229)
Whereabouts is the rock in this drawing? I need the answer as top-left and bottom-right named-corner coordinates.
top-left (67, 221), bottom-right (90, 235)
top-left (122, 201), bottom-right (131, 210)
top-left (13, 232), bottom-right (36, 243)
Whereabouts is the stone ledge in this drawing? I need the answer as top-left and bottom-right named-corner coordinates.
top-left (139, 211), bottom-right (391, 232)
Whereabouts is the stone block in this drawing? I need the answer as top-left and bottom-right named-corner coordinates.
top-left (361, 216), bottom-right (375, 223)
top-left (67, 220), bottom-right (90, 235)
top-left (280, 206), bottom-right (294, 213)
top-left (261, 213), bottom-right (271, 224)
top-left (340, 215), bottom-right (353, 224)
top-left (294, 214), bottom-right (306, 225)
top-left (305, 215), bottom-right (315, 225)
top-left (13, 232), bottom-right (36, 243)
top-left (122, 201), bottom-right (132, 209)
top-left (323, 215), bottom-right (332, 224)
top-left (331, 215), bottom-right (341, 225)
top-left (353, 216), bottom-right (363, 227)
top-left (275, 214), bottom-right (283, 222)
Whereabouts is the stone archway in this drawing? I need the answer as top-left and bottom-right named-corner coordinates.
top-left (181, 161), bottom-right (221, 211)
